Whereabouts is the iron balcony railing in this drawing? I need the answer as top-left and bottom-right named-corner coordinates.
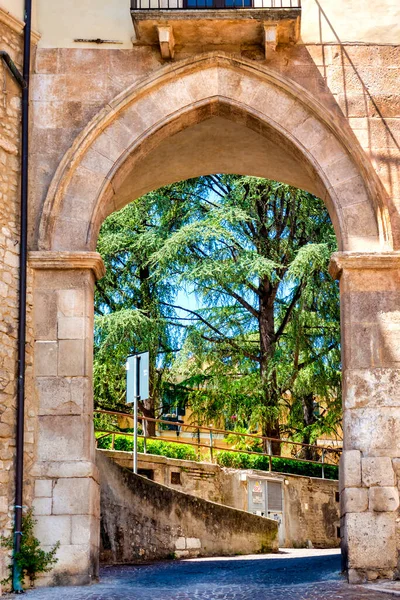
top-left (131, 0), bottom-right (300, 10)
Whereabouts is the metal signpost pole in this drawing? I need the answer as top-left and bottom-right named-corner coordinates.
top-left (134, 354), bottom-right (141, 475)
top-left (126, 351), bottom-right (149, 475)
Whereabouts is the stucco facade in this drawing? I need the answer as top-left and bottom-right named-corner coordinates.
top-left (0, 0), bottom-right (400, 588)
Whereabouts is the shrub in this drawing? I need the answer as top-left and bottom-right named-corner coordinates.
top-left (96, 433), bottom-right (338, 479)
top-left (96, 434), bottom-right (198, 462)
top-left (216, 451), bottom-right (338, 480)
top-left (1, 509), bottom-right (59, 589)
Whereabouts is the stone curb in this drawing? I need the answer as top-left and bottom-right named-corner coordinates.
top-left (360, 584), bottom-right (400, 596)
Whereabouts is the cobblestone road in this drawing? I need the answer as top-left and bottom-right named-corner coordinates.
top-left (5, 549), bottom-right (398, 599)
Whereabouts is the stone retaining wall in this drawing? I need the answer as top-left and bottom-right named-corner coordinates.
top-left (97, 450), bottom-right (279, 564)
top-left (102, 450), bottom-right (340, 549)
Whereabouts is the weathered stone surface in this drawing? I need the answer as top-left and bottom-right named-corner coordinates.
top-left (341, 488), bottom-right (368, 516)
top-left (37, 416), bottom-right (91, 462)
top-left (32, 497), bottom-right (52, 516)
top-left (369, 487), bottom-right (399, 512)
top-left (98, 451), bottom-right (278, 565)
top-left (34, 341), bottom-right (58, 377)
top-left (35, 479), bottom-right (53, 498)
top-left (346, 512), bottom-right (397, 569)
top-left (344, 408), bottom-right (400, 456)
top-left (35, 515), bottom-right (72, 546)
top-left (36, 377), bottom-right (86, 415)
top-left (52, 477), bottom-right (99, 516)
top-left (104, 449), bottom-right (340, 549)
top-left (339, 450), bottom-right (362, 491)
top-left (362, 457), bottom-right (395, 487)
top-left (344, 369), bottom-right (400, 409)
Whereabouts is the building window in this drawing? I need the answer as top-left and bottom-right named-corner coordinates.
top-left (171, 472), bottom-right (181, 485)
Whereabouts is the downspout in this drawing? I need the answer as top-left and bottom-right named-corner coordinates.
top-left (0, 0), bottom-right (32, 593)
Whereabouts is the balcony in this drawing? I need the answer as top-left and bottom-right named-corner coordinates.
top-left (131, 0), bottom-right (301, 59)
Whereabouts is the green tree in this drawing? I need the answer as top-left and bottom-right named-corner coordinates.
top-left (94, 184), bottom-right (196, 434)
top-left (152, 175), bottom-right (341, 450)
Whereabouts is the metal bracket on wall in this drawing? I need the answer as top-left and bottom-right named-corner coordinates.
top-left (0, 51), bottom-right (26, 88)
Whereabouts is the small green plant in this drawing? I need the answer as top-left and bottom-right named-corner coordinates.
top-left (1, 509), bottom-right (60, 588)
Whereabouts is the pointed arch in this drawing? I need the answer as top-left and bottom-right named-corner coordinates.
top-left (38, 52), bottom-right (392, 252)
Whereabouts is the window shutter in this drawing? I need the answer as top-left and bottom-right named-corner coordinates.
top-left (267, 481), bottom-right (283, 512)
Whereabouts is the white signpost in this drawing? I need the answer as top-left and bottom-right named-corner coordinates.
top-left (126, 352), bottom-right (149, 474)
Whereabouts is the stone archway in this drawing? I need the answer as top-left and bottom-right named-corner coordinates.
top-left (29, 53), bottom-right (400, 585)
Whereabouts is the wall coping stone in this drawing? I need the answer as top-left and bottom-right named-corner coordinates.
top-left (29, 251), bottom-right (106, 281)
top-left (0, 7), bottom-right (41, 43)
top-left (329, 251), bottom-right (400, 280)
top-left (30, 460), bottom-right (100, 482)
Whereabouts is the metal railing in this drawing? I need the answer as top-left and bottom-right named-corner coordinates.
top-left (131, 0), bottom-right (300, 10)
top-left (95, 409), bottom-right (341, 479)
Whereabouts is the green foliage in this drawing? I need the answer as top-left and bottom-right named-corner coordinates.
top-left (1, 510), bottom-right (59, 588)
top-left (216, 451), bottom-right (338, 480)
top-left (96, 174), bottom-right (342, 449)
top-left (97, 434), bottom-right (198, 461)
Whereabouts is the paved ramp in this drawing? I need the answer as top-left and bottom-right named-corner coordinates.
top-left (5, 550), bottom-right (395, 600)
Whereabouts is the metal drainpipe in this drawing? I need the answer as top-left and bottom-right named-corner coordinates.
top-left (12, 0), bottom-right (32, 592)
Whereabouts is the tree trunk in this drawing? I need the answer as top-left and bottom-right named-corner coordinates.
top-left (299, 393), bottom-right (318, 461)
top-left (138, 264), bottom-right (158, 437)
top-left (259, 277), bottom-right (281, 455)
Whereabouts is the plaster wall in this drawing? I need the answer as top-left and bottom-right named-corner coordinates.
top-left (103, 450), bottom-right (340, 549)
top-left (0, 1), bottom-right (24, 23)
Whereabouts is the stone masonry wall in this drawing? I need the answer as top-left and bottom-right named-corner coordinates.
top-left (29, 44), bottom-right (400, 251)
top-left (103, 450), bottom-right (340, 549)
top-left (0, 15), bottom-right (22, 583)
top-left (97, 450), bottom-right (278, 564)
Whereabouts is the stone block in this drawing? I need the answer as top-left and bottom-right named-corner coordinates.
top-left (71, 515), bottom-right (99, 546)
top-left (34, 290), bottom-right (57, 340)
top-left (35, 515), bottom-right (71, 546)
top-left (0, 496), bottom-right (9, 513)
top-left (37, 415), bottom-right (90, 462)
top-left (186, 537), bottom-right (201, 550)
top-left (58, 340), bottom-right (85, 376)
top-left (339, 450), bottom-right (361, 491)
top-left (57, 289), bottom-right (85, 317)
top-left (35, 479), bottom-right (53, 498)
top-left (58, 316), bottom-right (85, 340)
top-left (175, 537), bottom-right (186, 550)
top-left (362, 457), bottom-right (395, 487)
top-left (348, 569), bottom-right (366, 584)
top-left (344, 368), bottom-right (400, 409)
top-left (47, 543), bottom-right (91, 577)
top-left (32, 497), bottom-right (52, 516)
top-left (36, 376), bottom-right (86, 416)
top-left (341, 488), bottom-right (368, 516)
top-left (34, 341), bottom-right (58, 377)
top-left (52, 477), bottom-right (99, 516)
top-left (346, 512), bottom-right (397, 569)
top-left (344, 408), bottom-right (400, 456)
top-left (369, 487), bottom-right (399, 512)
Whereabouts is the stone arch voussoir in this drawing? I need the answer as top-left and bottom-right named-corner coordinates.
top-left (38, 52), bottom-right (391, 254)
